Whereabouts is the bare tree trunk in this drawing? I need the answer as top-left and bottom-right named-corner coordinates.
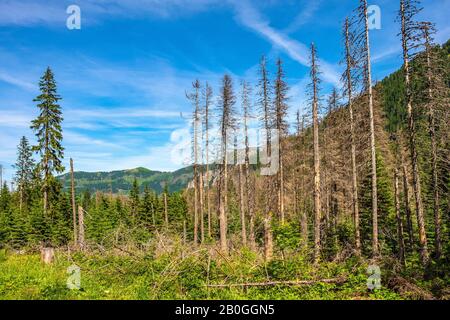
top-left (219, 150), bottom-right (228, 254)
top-left (362, 0), bottom-right (379, 257)
top-left (395, 167), bottom-right (406, 266)
top-left (218, 75), bottom-right (235, 255)
top-left (193, 165), bottom-right (199, 245)
top-left (343, 18), bottom-right (361, 255)
top-left (400, 0), bottom-right (429, 266)
top-left (205, 118), bottom-right (211, 239)
top-left (402, 162), bottom-right (414, 249)
top-left (43, 188), bottom-right (48, 216)
top-left (243, 82), bottom-right (255, 249)
top-left (423, 25), bottom-right (442, 258)
top-left (239, 164), bottom-right (247, 246)
top-left (183, 219), bottom-right (187, 246)
top-left (164, 191), bottom-right (169, 228)
top-left (310, 43), bottom-right (322, 264)
top-left (70, 158), bottom-right (78, 246)
top-left (78, 205), bottom-right (85, 250)
top-left (299, 116), bottom-right (308, 246)
top-left (264, 212), bottom-right (273, 261)
top-left (199, 168), bottom-right (204, 243)
top-left (259, 57), bottom-right (273, 259)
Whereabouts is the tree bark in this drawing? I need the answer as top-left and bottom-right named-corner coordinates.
top-left (423, 26), bottom-right (442, 258)
top-left (164, 191), bottom-right (169, 228)
top-left (239, 164), bottom-right (247, 246)
top-left (395, 167), bottom-right (406, 266)
top-left (311, 43), bottom-right (321, 264)
top-left (362, 0), bottom-right (379, 257)
top-left (70, 158), bottom-right (78, 247)
top-left (78, 205), bottom-right (85, 250)
top-left (402, 162), bottom-right (415, 250)
top-left (264, 212), bottom-right (273, 261)
top-left (400, 0), bottom-right (429, 266)
top-left (344, 18), bottom-right (361, 255)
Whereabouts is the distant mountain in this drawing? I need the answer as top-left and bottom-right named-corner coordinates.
top-left (58, 166), bottom-right (194, 194)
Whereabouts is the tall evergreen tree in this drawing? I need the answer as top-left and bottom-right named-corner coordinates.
top-left (30, 67), bottom-right (64, 215)
top-left (130, 178), bottom-right (140, 221)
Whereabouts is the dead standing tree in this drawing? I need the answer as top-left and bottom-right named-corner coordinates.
top-left (70, 158), bottom-right (78, 246)
top-left (342, 18), bottom-right (361, 255)
top-left (202, 82), bottom-right (213, 239)
top-left (217, 74), bottom-right (236, 254)
top-left (398, 0), bottom-right (429, 265)
top-left (258, 55), bottom-right (274, 261)
top-left (273, 58), bottom-right (289, 224)
top-left (309, 43), bottom-right (322, 264)
top-left (352, 0), bottom-right (379, 257)
top-left (241, 80), bottom-right (256, 250)
top-left (187, 80), bottom-right (202, 245)
top-left (420, 22), bottom-right (447, 259)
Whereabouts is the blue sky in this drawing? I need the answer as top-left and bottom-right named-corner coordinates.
top-left (0, 0), bottom-right (448, 182)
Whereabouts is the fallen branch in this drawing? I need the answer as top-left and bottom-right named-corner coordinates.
top-left (207, 277), bottom-right (346, 288)
top-left (387, 276), bottom-right (435, 300)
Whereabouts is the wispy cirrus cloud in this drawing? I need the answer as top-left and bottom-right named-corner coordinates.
top-left (230, 0), bottom-right (340, 86)
top-left (283, 0), bottom-right (323, 34)
top-left (0, 0), bottom-right (223, 26)
top-left (0, 70), bottom-right (37, 91)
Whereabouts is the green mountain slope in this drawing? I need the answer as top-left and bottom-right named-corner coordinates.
top-left (58, 166), bottom-right (194, 194)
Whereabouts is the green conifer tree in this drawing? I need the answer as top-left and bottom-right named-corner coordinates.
top-left (30, 67), bottom-right (64, 214)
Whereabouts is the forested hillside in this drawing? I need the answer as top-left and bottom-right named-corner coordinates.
top-left (58, 166), bottom-right (194, 194)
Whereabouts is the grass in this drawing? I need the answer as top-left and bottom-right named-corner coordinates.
top-left (0, 246), bottom-right (407, 300)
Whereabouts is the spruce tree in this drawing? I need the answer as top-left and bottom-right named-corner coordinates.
top-left (30, 67), bottom-right (64, 215)
top-left (14, 136), bottom-right (35, 212)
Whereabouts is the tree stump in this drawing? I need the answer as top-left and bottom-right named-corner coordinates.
top-left (41, 247), bottom-right (54, 264)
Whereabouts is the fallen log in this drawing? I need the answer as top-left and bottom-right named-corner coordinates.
top-left (207, 277), bottom-right (346, 288)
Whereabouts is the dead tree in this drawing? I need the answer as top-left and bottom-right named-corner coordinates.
top-left (394, 163), bottom-right (406, 266)
top-left (299, 115), bottom-right (308, 246)
top-left (421, 22), bottom-right (445, 258)
top-left (218, 74), bottom-right (236, 254)
top-left (164, 189), bottom-right (169, 227)
top-left (399, 0), bottom-right (429, 265)
top-left (78, 205), bottom-right (85, 250)
top-left (187, 80), bottom-right (202, 245)
top-left (258, 55), bottom-right (274, 260)
top-left (238, 139), bottom-right (247, 247)
top-left (309, 43), bottom-right (322, 264)
top-left (70, 158), bottom-right (78, 246)
top-left (203, 82), bottom-right (213, 238)
top-left (274, 58), bottom-right (289, 223)
top-left (355, 0), bottom-right (379, 257)
top-left (342, 18), bottom-right (361, 255)
top-left (242, 80), bottom-right (256, 250)
top-left (401, 154), bottom-right (415, 250)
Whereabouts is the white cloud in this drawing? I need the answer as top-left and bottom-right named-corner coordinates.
top-left (283, 1), bottom-right (323, 34)
top-left (0, 70), bottom-right (37, 91)
top-left (230, 0), bottom-right (341, 86)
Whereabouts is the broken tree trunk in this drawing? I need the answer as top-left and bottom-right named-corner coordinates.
top-left (78, 205), bottom-right (85, 250)
top-left (70, 158), bottom-right (78, 247)
top-left (40, 247), bottom-right (54, 264)
top-left (207, 277), bottom-right (346, 288)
